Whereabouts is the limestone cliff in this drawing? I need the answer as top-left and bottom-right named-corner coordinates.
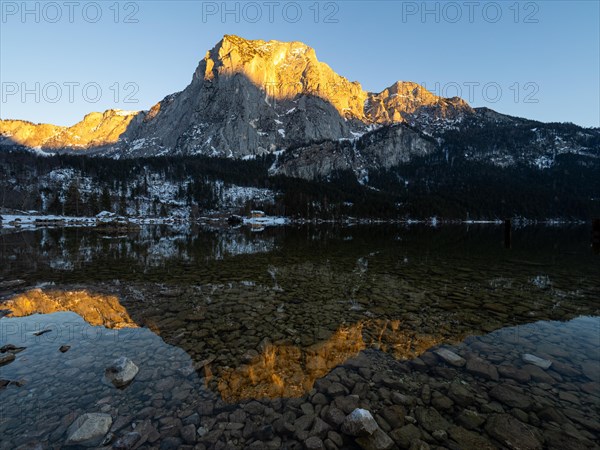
top-left (270, 124), bottom-right (438, 181)
top-left (367, 81), bottom-right (473, 125)
top-left (0, 109), bottom-right (138, 150)
top-left (0, 35), bottom-right (471, 160)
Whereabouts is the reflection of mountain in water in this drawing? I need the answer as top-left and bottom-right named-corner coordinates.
top-left (212, 230), bottom-right (275, 260)
top-left (1, 225), bottom-right (598, 402)
top-left (218, 324), bottom-right (366, 401)
top-left (1, 274), bottom-right (596, 402)
top-left (0, 289), bottom-right (138, 329)
top-left (0, 226), bottom-right (278, 277)
top-left (217, 319), bottom-right (455, 401)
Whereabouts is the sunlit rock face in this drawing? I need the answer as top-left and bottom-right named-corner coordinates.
top-left (0, 35), bottom-right (470, 160)
top-left (129, 35), bottom-right (365, 157)
top-left (0, 110), bottom-right (138, 150)
top-left (202, 35), bottom-right (369, 122)
top-left (0, 289), bottom-right (138, 329)
top-left (367, 81), bottom-right (473, 125)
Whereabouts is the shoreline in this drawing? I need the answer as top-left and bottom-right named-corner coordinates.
top-left (0, 213), bottom-right (590, 231)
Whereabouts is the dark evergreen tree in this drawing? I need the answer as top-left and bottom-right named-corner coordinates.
top-left (88, 193), bottom-right (100, 216)
top-left (118, 193), bottom-right (127, 216)
top-left (64, 181), bottom-right (82, 216)
top-left (159, 203), bottom-right (168, 217)
top-left (48, 195), bottom-right (63, 215)
top-left (100, 187), bottom-right (112, 212)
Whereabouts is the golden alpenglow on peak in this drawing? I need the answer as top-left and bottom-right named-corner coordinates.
top-left (367, 81), bottom-right (474, 124)
top-left (0, 109), bottom-right (138, 150)
top-left (0, 35), bottom-right (473, 155)
top-left (201, 34), bottom-right (368, 121)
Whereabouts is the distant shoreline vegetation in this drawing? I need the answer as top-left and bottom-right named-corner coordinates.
top-left (0, 151), bottom-right (598, 222)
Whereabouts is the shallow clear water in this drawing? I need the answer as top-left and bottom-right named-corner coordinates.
top-left (0, 224), bottom-right (598, 448)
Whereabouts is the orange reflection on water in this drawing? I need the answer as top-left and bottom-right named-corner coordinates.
top-left (217, 319), bottom-right (450, 402)
top-left (219, 323), bottom-right (366, 402)
top-left (366, 319), bottom-right (449, 360)
top-left (0, 289), bottom-right (138, 329)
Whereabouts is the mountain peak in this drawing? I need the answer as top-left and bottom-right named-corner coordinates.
top-left (219, 34), bottom-right (312, 53)
top-left (206, 34), bottom-right (317, 77)
top-left (197, 35), bottom-right (365, 121)
top-left (2, 35), bottom-right (475, 155)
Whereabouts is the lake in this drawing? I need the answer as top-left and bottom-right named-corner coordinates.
top-left (0, 224), bottom-right (598, 449)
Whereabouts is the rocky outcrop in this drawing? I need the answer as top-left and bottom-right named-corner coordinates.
top-left (366, 81), bottom-right (473, 125)
top-left (270, 123), bottom-right (437, 181)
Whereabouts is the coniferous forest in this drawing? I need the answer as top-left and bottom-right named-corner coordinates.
top-left (1, 146), bottom-right (598, 220)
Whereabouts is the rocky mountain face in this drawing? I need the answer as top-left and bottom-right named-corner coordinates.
top-left (271, 125), bottom-right (438, 181)
top-left (1, 34), bottom-right (598, 187)
top-left (0, 110), bottom-right (137, 150)
top-left (0, 35), bottom-right (470, 160)
top-left (272, 107), bottom-right (600, 181)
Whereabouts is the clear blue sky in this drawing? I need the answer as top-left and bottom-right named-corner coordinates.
top-left (1, 1), bottom-right (598, 127)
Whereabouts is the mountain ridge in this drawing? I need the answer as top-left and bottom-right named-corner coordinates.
top-left (0, 34), bottom-right (475, 158)
top-left (1, 34), bottom-right (598, 209)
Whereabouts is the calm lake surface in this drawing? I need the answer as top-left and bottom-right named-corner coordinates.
top-left (0, 224), bottom-right (598, 449)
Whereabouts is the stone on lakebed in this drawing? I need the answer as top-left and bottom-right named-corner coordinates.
top-left (341, 408), bottom-right (379, 437)
top-left (434, 348), bottom-right (466, 367)
top-left (65, 413), bottom-right (112, 447)
top-left (522, 353), bottom-right (552, 369)
top-left (105, 357), bottom-right (139, 388)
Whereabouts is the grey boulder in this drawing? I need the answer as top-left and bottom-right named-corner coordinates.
top-left (65, 413), bottom-right (112, 447)
top-left (341, 408), bottom-right (379, 437)
top-left (105, 357), bottom-right (139, 387)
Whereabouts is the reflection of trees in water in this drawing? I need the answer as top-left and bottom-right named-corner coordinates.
top-left (0, 226), bottom-right (278, 278)
top-left (0, 225), bottom-right (598, 399)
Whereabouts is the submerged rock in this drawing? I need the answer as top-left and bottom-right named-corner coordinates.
top-left (466, 357), bottom-right (499, 381)
top-left (0, 353), bottom-right (15, 366)
top-left (340, 408), bottom-right (394, 450)
top-left (65, 413), bottom-right (112, 447)
top-left (33, 329), bottom-right (52, 336)
top-left (1, 344), bottom-right (26, 353)
top-left (485, 414), bottom-right (542, 450)
top-left (489, 385), bottom-right (532, 410)
top-left (379, 405), bottom-right (406, 429)
top-left (414, 406), bottom-right (450, 433)
top-left (355, 428), bottom-right (394, 450)
top-left (112, 431), bottom-right (141, 449)
top-left (456, 409), bottom-right (486, 430)
top-left (447, 425), bottom-right (496, 449)
top-left (434, 348), bottom-right (466, 367)
top-left (105, 357), bottom-right (139, 388)
top-left (389, 424), bottom-right (421, 448)
top-left (341, 409), bottom-right (379, 437)
top-left (522, 354), bottom-right (552, 369)
top-left (305, 436), bottom-right (325, 450)
top-left (448, 381), bottom-right (475, 407)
